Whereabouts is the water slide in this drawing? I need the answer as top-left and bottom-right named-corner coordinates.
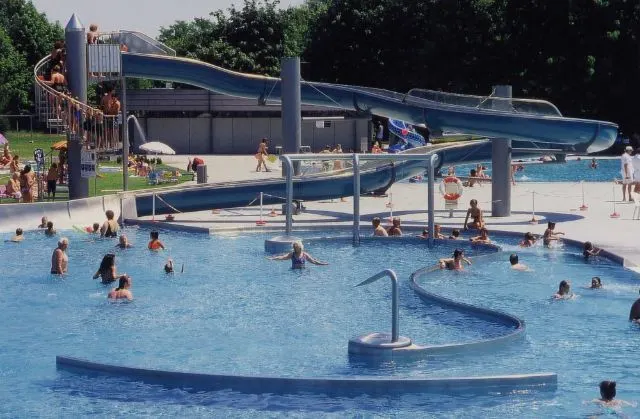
top-left (117, 51), bottom-right (618, 215)
top-left (387, 119), bottom-right (426, 152)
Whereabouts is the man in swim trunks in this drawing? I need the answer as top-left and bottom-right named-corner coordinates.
top-left (387, 217), bottom-right (402, 236)
top-left (621, 146), bottom-right (634, 201)
top-left (10, 228), bottom-right (24, 242)
top-left (372, 217), bottom-right (388, 237)
top-left (439, 249), bottom-right (471, 270)
top-left (463, 199), bottom-right (484, 231)
top-left (509, 254), bottom-right (528, 271)
top-left (51, 237), bottom-right (69, 275)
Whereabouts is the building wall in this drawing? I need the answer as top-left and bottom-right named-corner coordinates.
top-left (132, 116), bottom-right (371, 155)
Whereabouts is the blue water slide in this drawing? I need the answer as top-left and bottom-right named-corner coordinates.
top-left (121, 53), bottom-right (618, 153)
top-left (387, 119), bottom-right (426, 153)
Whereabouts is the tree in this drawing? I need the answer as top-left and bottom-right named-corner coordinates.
top-left (0, 27), bottom-right (31, 113)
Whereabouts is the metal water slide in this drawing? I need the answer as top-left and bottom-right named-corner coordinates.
top-left (118, 50), bottom-right (618, 215)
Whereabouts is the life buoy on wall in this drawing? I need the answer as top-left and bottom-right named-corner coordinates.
top-left (439, 176), bottom-right (464, 201)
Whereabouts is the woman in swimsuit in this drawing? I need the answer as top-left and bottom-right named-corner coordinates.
top-left (9, 155), bottom-right (19, 174)
top-left (148, 231), bottom-right (165, 250)
top-left (100, 210), bottom-right (119, 238)
top-left (108, 275), bottom-right (133, 301)
top-left (93, 253), bottom-right (119, 284)
top-left (439, 249), bottom-right (471, 270)
top-left (591, 381), bottom-right (635, 408)
top-left (553, 280), bottom-right (574, 299)
top-left (255, 138), bottom-right (271, 172)
top-left (6, 173), bottom-right (21, 200)
top-left (463, 199), bottom-right (484, 231)
top-left (268, 241), bottom-right (328, 269)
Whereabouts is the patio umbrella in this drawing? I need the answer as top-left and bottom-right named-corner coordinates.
top-left (139, 141), bottom-right (176, 155)
top-left (0, 133), bottom-right (7, 145)
top-left (51, 140), bottom-right (67, 150)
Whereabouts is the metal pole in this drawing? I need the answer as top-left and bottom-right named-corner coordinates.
top-left (65, 14), bottom-right (89, 199)
top-left (283, 155), bottom-right (293, 235)
top-left (152, 192), bottom-right (156, 221)
top-left (427, 154), bottom-right (436, 248)
top-left (121, 76), bottom-right (129, 191)
top-left (259, 192), bottom-right (264, 222)
top-left (281, 58), bottom-right (302, 175)
top-left (353, 153), bottom-right (360, 246)
top-left (391, 270), bottom-right (399, 343)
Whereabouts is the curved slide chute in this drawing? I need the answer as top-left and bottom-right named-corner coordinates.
top-left (121, 52), bottom-right (617, 153)
top-left (387, 119), bottom-right (426, 153)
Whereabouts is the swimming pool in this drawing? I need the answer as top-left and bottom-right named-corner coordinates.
top-left (1, 227), bottom-right (638, 417)
top-left (454, 158), bottom-right (623, 183)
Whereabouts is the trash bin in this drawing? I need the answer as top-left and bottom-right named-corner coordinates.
top-left (196, 165), bottom-right (208, 184)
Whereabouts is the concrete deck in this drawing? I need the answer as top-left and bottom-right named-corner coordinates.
top-left (139, 155), bottom-right (640, 268)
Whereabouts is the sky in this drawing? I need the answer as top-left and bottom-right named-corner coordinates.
top-left (31, 0), bottom-right (303, 38)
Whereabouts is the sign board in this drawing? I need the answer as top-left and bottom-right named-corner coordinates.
top-left (81, 150), bottom-right (97, 178)
top-left (87, 44), bottom-right (121, 73)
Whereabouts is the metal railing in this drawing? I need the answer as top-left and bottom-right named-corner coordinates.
top-left (33, 55), bottom-right (122, 150)
top-left (407, 88), bottom-right (562, 117)
top-left (96, 31), bottom-right (176, 56)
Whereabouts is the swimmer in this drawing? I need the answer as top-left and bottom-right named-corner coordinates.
top-left (100, 209), bottom-right (119, 238)
top-left (583, 241), bottom-right (602, 259)
top-left (553, 280), bottom-right (574, 299)
top-left (10, 228), bottom-right (24, 242)
top-left (629, 291), bottom-right (640, 323)
top-left (87, 222), bottom-right (100, 234)
top-left (164, 258), bottom-right (174, 273)
top-left (417, 224), bottom-right (445, 239)
top-left (372, 217), bottom-right (388, 237)
top-left (509, 254), bottom-right (528, 271)
top-left (148, 231), bottom-right (165, 250)
top-left (470, 227), bottom-right (491, 244)
top-left (589, 276), bottom-right (602, 289)
top-left (44, 221), bottom-right (56, 237)
top-left (463, 199), bottom-right (484, 231)
top-left (38, 216), bottom-right (48, 229)
top-left (519, 232), bottom-right (537, 248)
top-left (116, 235), bottom-right (132, 249)
top-left (543, 222), bottom-right (564, 247)
top-left (92, 253), bottom-right (119, 284)
top-left (50, 237), bottom-right (69, 275)
top-left (449, 229), bottom-right (460, 240)
top-left (590, 158), bottom-right (598, 169)
top-left (107, 275), bottom-right (133, 301)
top-left (387, 217), bottom-right (403, 237)
top-left (439, 249), bottom-right (471, 270)
top-left (268, 241), bottom-right (328, 268)
top-left (591, 380), bottom-right (635, 408)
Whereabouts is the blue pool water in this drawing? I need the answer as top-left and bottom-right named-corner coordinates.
top-left (1, 227), bottom-right (639, 417)
top-left (454, 158), bottom-right (622, 183)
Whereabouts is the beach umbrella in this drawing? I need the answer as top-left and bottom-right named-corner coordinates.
top-left (140, 141), bottom-right (176, 155)
top-left (51, 140), bottom-right (67, 150)
top-left (0, 133), bottom-right (7, 145)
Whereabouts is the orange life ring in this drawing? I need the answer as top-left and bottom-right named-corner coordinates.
top-left (439, 176), bottom-right (464, 201)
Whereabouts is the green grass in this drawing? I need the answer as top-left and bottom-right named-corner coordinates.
top-left (2, 131), bottom-right (191, 201)
top-left (431, 134), bottom-right (485, 144)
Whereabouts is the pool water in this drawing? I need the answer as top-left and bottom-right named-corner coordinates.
top-left (1, 228), bottom-right (639, 417)
top-left (454, 158), bottom-right (623, 183)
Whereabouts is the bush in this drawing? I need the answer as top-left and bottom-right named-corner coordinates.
top-left (0, 117), bottom-right (9, 134)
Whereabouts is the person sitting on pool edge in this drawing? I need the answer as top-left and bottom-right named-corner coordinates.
top-left (148, 231), bottom-right (165, 250)
top-left (387, 217), bottom-right (403, 236)
top-left (463, 199), bottom-right (484, 231)
top-left (93, 253), bottom-right (119, 284)
top-left (553, 280), bottom-right (574, 300)
top-left (470, 227), bottom-right (491, 244)
top-left (509, 254), bottom-right (528, 271)
top-left (583, 241), bottom-right (602, 259)
top-left (520, 232), bottom-right (537, 248)
top-left (268, 241), bottom-right (328, 269)
top-left (439, 249), bottom-right (471, 271)
top-left (45, 221), bottom-right (56, 237)
top-left (116, 235), bottom-right (132, 249)
top-left (372, 217), bottom-right (388, 237)
top-left (108, 275), bottom-right (133, 301)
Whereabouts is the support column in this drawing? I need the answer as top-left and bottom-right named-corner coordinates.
top-left (121, 77), bottom-right (129, 191)
top-left (281, 58), bottom-right (302, 175)
top-left (353, 154), bottom-right (360, 246)
top-left (491, 85), bottom-right (512, 217)
top-left (427, 155), bottom-right (436, 248)
top-left (65, 14), bottom-right (89, 199)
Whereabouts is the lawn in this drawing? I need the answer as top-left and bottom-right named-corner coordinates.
top-left (1, 131), bottom-right (191, 200)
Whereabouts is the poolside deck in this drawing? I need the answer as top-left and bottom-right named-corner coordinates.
top-left (141, 155), bottom-right (640, 269)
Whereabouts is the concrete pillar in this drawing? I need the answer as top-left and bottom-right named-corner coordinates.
top-left (65, 14), bottom-right (89, 199)
top-left (281, 58), bottom-right (302, 174)
top-left (491, 85), bottom-right (512, 217)
top-left (121, 77), bottom-right (129, 191)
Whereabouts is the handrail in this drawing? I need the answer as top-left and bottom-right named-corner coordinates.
top-left (96, 31), bottom-right (176, 56)
top-left (355, 269), bottom-right (400, 342)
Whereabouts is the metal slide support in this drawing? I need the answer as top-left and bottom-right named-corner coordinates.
top-left (281, 58), bottom-right (302, 175)
top-left (65, 14), bottom-right (89, 199)
top-left (353, 153), bottom-right (360, 246)
top-left (282, 155), bottom-right (294, 235)
top-left (427, 154), bottom-right (436, 248)
top-left (491, 85), bottom-right (512, 217)
top-left (121, 76), bottom-right (129, 191)
top-left (356, 269), bottom-right (400, 342)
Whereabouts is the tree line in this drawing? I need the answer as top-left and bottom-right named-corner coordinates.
top-left (4, 0), bottom-right (640, 142)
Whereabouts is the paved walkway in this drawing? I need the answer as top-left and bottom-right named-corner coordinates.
top-left (142, 155), bottom-right (640, 268)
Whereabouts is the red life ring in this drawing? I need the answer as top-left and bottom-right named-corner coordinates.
top-left (439, 176), bottom-right (464, 201)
